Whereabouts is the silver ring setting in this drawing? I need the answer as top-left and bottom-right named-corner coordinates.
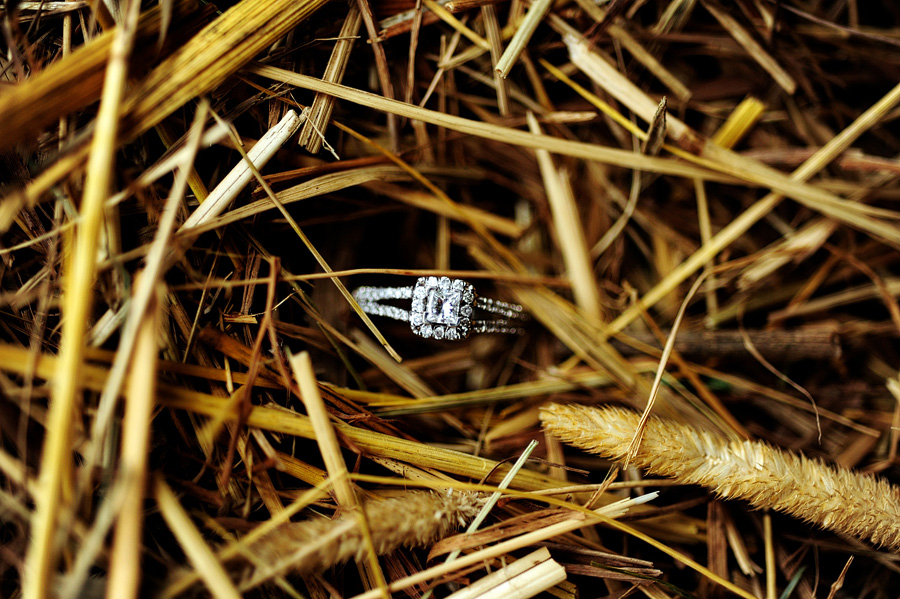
top-left (352, 276), bottom-right (528, 340)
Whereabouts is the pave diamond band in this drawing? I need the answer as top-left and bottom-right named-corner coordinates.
top-left (352, 276), bottom-right (528, 340)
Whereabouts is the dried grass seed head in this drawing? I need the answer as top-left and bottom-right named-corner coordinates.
top-left (248, 490), bottom-right (486, 579)
top-left (540, 403), bottom-right (900, 552)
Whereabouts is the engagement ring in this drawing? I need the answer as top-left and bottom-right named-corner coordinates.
top-left (352, 276), bottom-right (528, 340)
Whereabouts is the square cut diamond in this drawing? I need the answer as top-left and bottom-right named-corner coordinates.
top-left (426, 288), bottom-right (461, 325)
top-left (411, 277), bottom-right (475, 339)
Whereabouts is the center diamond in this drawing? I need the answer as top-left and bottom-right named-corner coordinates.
top-left (426, 288), bottom-right (461, 325)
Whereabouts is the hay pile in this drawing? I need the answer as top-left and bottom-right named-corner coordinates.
top-left (2, 0), bottom-right (900, 597)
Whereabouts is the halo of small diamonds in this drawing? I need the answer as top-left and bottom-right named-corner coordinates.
top-left (409, 276), bottom-right (475, 340)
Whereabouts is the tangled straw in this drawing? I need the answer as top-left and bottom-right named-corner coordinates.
top-left (540, 403), bottom-right (900, 551)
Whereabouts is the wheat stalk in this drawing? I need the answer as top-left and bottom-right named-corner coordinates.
top-left (541, 403), bottom-right (900, 551)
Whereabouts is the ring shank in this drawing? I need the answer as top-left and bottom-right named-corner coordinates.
top-left (352, 286), bottom-right (412, 322)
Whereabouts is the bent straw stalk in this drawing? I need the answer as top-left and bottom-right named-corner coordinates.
top-left (243, 491), bottom-right (484, 588)
top-left (540, 403), bottom-right (900, 551)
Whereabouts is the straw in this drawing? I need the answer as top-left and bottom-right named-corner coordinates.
top-left (527, 112), bottom-right (602, 321)
top-left (495, 0), bottom-right (552, 77)
top-left (23, 1), bottom-right (144, 596)
top-left (6, 3), bottom-right (900, 597)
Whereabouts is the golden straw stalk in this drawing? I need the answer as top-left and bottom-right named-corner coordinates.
top-left (541, 403), bottom-right (900, 551)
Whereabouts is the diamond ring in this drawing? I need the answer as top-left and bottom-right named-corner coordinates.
top-left (352, 276), bottom-right (528, 340)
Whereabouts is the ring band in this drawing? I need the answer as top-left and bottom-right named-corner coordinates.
top-left (352, 276), bottom-right (528, 340)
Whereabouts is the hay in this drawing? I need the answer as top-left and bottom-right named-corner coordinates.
top-left (2, 0), bottom-right (900, 597)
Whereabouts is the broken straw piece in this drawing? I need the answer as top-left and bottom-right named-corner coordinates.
top-left (179, 110), bottom-right (304, 232)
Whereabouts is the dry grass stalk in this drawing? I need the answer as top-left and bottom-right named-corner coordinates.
top-left (105, 280), bottom-right (160, 599)
top-left (154, 478), bottom-right (243, 599)
top-left (710, 96), bottom-right (767, 150)
top-left (701, 0), bottom-right (797, 95)
top-left (527, 112), bottom-right (602, 321)
top-left (288, 350), bottom-right (389, 594)
top-left (81, 104), bottom-right (209, 498)
top-left (186, 165), bottom-right (429, 235)
top-left (695, 95), bottom-right (765, 320)
top-left (624, 273), bottom-right (712, 464)
top-left (159, 484), bottom-right (334, 599)
top-left (495, 0), bottom-right (552, 77)
top-left (611, 327), bottom-right (841, 362)
top-left (298, 6), bottom-right (362, 154)
top-left (367, 366), bottom-right (654, 415)
top-left (180, 111), bottom-right (304, 232)
top-left (437, 439), bottom-right (539, 584)
top-left (289, 352), bottom-right (357, 506)
top-left (827, 557), bottom-right (854, 599)
top-left (590, 97), bottom-right (666, 259)
top-left (118, 0), bottom-right (331, 143)
top-left (552, 18), bottom-right (692, 144)
top-left (481, 4), bottom-right (509, 116)
top-left (225, 121), bottom-right (402, 364)
top-left (684, 360), bottom-right (877, 436)
top-left (422, 0), bottom-right (490, 50)
top-left (355, 0), bottom-right (399, 148)
top-left (569, 0), bottom-right (691, 102)
top-left (763, 512), bottom-right (776, 599)
top-left (466, 247), bottom-right (628, 381)
top-left (737, 149), bottom-right (900, 291)
top-left (351, 330), bottom-right (436, 397)
top-left (541, 404), bottom-right (900, 551)
top-left (363, 180), bottom-right (523, 236)
top-left (22, 2), bottom-right (144, 596)
top-left (770, 278), bottom-right (900, 321)
top-left (464, 246), bottom-right (723, 432)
